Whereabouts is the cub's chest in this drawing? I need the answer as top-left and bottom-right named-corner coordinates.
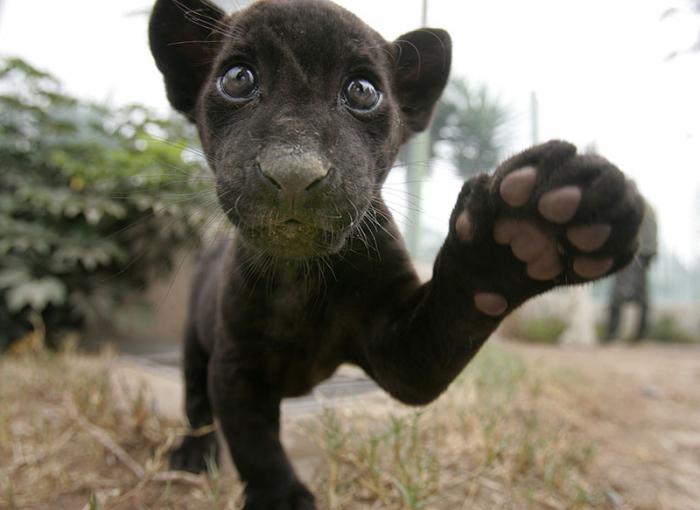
top-left (263, 285), bottom-right (311, 340)
top-left (232, 284), bottom-right (342, 396)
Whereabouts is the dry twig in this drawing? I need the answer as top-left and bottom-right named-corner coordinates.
top-left (64, 395), bottom-right (146, 479)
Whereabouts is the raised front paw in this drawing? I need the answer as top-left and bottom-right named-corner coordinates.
top-left (449, 140), bottom-right (644, 317)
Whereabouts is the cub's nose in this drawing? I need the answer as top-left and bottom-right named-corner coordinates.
top-left (256, 150), bottom-right (330, 201)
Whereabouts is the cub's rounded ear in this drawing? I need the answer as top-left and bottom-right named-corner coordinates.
top-left (149, 0), bottom-right (226, 120)
top-left (392, 28), bottom-right (452, 136)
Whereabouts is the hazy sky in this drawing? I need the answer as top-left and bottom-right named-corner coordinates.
top-left (1, 0), bottom-right (699, 262)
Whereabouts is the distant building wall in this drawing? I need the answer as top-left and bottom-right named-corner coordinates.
top-left (88, 253), bottom-right (195, 348)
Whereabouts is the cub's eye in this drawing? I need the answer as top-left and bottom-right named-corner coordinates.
top-left (342, 78), bottom-right (382, 112)
top-left (219, 65), bottom-right (259, 102)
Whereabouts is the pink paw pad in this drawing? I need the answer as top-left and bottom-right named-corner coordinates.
top-left (455, 211), bottom-right (474, 242)
top-left (538, 186), bottom-right (582, 224)
top-left (509, 222), bottom-right (550, 263)
top-left (567, 224), bottom-right (611, 252)
top-left (499, 166), bottom-right (537, 207)
top-left (494, 219), bottom-right (563, 281)
top-left (573, 257), bottom-right (614, 279)
top-left (527, 253), bottom-right (564, 281)
top-left (474, 292), bottom-right (508, 317)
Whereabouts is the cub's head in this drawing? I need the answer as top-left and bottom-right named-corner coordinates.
top-left (150, 0), bottom-right (451, 259)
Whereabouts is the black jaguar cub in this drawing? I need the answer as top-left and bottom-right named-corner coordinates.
top-left (149, 0), bottom-right (644, 508)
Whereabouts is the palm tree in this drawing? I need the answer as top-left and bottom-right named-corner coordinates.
top-left (429, 78), bottom-right (508, 178)
top-left (663, 0), bottom-right (700, 59)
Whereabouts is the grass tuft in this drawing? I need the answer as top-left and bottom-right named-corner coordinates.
top-left (302, 345), bottom-right (607, 510)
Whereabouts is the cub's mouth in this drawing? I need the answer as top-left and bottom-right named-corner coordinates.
top-left (216, 147), bottom-right (373, 259)
top-left (237, 216), bottom-right (357, 260)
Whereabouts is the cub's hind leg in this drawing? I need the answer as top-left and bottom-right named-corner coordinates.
top-left (169, 321), bottom-right (219, 473)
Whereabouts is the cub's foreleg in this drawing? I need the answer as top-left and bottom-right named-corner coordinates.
top-left (169, 321), bottom-right (219, 473)
top-left (360, 140), bottom-right (643, 405)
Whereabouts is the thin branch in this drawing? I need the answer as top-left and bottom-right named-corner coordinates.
top-left (64, 396), bottom-right (145, 479)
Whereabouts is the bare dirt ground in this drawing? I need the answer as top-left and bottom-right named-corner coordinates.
top-left (508, 341), bottom-right (700, 510)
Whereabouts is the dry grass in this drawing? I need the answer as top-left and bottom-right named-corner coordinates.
top-left (0, 340), bottom-right (244, 510)
top-left (303, 347), bottom-right (608, 510)
top-left (1, 339), bottom-right (612, 510)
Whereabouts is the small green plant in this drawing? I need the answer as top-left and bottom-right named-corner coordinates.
top-left (87, 493), bottom-right (101, 510)
top-left (650, 314), bottom-right (697, 343)
top-left (0, 57), bottom-right (212, 349)
top-left (517, 317), bottom-right (568, 344)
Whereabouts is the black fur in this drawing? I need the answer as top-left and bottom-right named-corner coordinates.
top-left (149, 1), bottom-right (644, 508)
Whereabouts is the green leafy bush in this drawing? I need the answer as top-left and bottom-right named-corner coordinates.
top-left (516, 317), bottom-right (568, 344)
top-left (0, 58), bottom-right (211, 349)
top-left (649, 314), bottom-right (696, 343)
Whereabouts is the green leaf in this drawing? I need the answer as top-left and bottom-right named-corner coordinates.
top-left (7, 277), bottom-right (67, 312)
top-left (0, 268), bottom-right (30, 288)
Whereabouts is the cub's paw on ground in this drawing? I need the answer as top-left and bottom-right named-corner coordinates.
top-left (169, 431), bottom-right (219, 474)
